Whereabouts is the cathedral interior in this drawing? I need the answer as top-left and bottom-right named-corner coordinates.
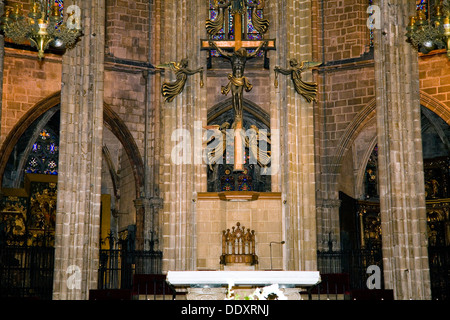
top-left (0, 0), bottom-right (449, 301)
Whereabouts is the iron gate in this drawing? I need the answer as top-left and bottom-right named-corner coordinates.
top-left (0, 243), bottom-right (54, 300)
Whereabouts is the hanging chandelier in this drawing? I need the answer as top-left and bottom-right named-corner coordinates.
top-left (0, 1), bottom-right (82, 60)
top-left (406, 0), bottom-right (450, 59)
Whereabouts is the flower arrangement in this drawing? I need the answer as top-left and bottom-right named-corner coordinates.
top-left (226, 281), bottom-right (288, 300)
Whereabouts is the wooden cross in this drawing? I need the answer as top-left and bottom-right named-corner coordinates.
top-left (202, 1), bottom-right (276, 172)
top-left (201, 0), bottom-right (275, 56)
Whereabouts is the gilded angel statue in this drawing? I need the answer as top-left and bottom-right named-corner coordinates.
top-left (157, 58), bottom-right (204, 103)
top-left (246, 125), bottom-right (271, 169)
top-left (274, 59), bottom-right (322, 103)
top-left (203, 122), bottom-right (231, 170)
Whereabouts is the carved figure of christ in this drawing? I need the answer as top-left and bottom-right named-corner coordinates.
top-left (209, 40), bottom-right (267, 171)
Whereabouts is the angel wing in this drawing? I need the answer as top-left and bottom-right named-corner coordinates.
top-left (299, 61), bottom-right (322, 71)
top-left (203, 124), bottom-right (220, 144)
top-left (249, 125), bottom-right (271, 144)
top-left (156, 61), bottom-right (180, 73)
top-left (207, 140), bottom-right (225, 170)
top-left (247, 126), bottom-right (271, 168)
top-left (205, 122), bottom-right (229, 169)
top-left (247, 129), bottom-right (258, 165)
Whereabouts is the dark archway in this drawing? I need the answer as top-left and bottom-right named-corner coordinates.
top-left (206, 98), bottom-right (271, 192)
top-left (0, 92), bottom-right (144, 199)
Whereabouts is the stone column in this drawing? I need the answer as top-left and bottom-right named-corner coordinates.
top-left (140, 69), bottom-right (164, 253)
top-left (152, 0), bottom-right (208, 271)
top-left (374, 0), bottom-right (431, 300)
top-left (53, 0), bottom-right (105, 300)
top-left (134, 196), bottom-right (163, 253)
top-left (147, 3), bottom-right (163, 253)
top-left (134, 197), bottom-right (148, 251)
top-left (270, 0), bottom-right (317, 271)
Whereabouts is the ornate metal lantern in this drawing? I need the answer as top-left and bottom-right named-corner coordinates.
top-left (0, 1), bottom-right (82, 60)
top-left (406, 0), bottom-right (450, 59)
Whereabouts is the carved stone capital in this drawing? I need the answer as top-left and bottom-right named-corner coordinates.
top-left (149, 197), bottom-right (164, 209)
top-left (186, 287), bottom-right (228, 300)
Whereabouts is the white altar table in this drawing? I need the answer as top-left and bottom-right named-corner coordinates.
top-left (166, 271), bottom-right (321, 300)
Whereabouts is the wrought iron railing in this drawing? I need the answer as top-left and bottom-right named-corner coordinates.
top-left (98, 248), bottom-right (163, 290)
top-left (0, 244), bottom-right (55, 300)
top-left (428, 245), bottom-right (450, 300)
top-left (317, 248), bottom-right (384, 291)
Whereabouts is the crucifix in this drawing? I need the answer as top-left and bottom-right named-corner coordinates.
top-left (202, 0), bottom-right (275, 172)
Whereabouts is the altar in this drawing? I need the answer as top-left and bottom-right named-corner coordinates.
top-left (166, 271), bottom-right (321, 300)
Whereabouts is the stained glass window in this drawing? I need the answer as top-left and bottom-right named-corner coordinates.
top-left (44, 0), bottom-right (64, 27)
top-left (49, 0), bottom-right (64, 15)
top-left (25, 128), bottom-right (59, 175)
top-left (364, 145), bottom-right (378, 199)
top-left (218, 165), bottom-right (255, 191)
top-left (415, 0), bottom-right (440, 19)
top-left (417, 0), bottom-right (427, 11)
top-left (217, 155), bottom-right (255, 191)
top-left (369, 0), bottom-right (374, 47)
top-left (55, 0), bottom-right (64, 18)
top-left (208, 0), bottom-right (265, 57)
top-left (207, 106), bottom-right (271, 193)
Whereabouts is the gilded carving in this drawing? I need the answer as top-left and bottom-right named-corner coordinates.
top-left (209, 40), bottom-right (266, 121)
top-left (220, 222), bottom-right (258, 266)
top-left (157, 59), bottom-right (204, 103)
top-left (274, 59), bottom-right (321, 103)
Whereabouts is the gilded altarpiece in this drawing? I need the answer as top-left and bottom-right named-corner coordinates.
top-left (355, 156), bottom-right (450, 299)
top-left (1, 174), bottom-right (57, 246)
top-left (0, 174), bottom-right (57, 299)
top-left (423, 157), bottom-right (450, 248)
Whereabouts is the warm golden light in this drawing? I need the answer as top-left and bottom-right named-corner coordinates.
top-left (0, 0), bottom-right (83, 60)
top-left (406, 0), bottom-right (450, 59)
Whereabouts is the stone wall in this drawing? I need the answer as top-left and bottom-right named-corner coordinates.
top-left (419, 53), bottom-right (450, 124)
top-left (106, 0), bottom-right (149, 61)
top-left (314, 0), bottom-right (376, 250)
top-left (1, 50), bottom-right (61, 145)
top-left (103, 0), bottom-right (151, 238)
top-left (321, 0), bottom-right (371, 62)
top-left (196, 193), bottom-right (283, 271)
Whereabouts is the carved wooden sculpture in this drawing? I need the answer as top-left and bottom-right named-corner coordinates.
top-left (220, 222), bottom-right (258, 266)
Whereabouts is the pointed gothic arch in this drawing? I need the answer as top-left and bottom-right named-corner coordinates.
top-left (420, 91), bottom-right (450, 127)
top-left (207, 97), bottom-right (271, 127)
top-left (330, 91), bottom-right (450, 200)
top-left (206, 98), bottom-right (271, 192)
top-left (334, 92), bottom-right (450, 198)
top-left (0, 92), bottom-right (144, 199)
top-left (331, 98), bottom-right (377, 181)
